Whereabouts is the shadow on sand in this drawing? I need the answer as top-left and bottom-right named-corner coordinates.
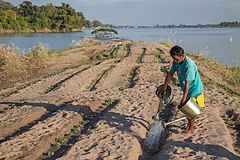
top-left (139, 136), bottom-right (239, 160)
top-left (0, 101), bottom-right (93, 143)
top-left (101, 111), bottom-right (151, 142)
top-left (0, 100), bottom-right (151, 145)
top-left (154, 140), bottom-right (239, 160)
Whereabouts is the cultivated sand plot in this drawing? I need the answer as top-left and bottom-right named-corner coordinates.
top-left (0, 110), bottom-right (82, 160)
top-left (1, 66), bottom-right (89, 101)
top-left (0, 40), bottom-right (239, 159)
top-left (0, 105), bottom-right (47, 138)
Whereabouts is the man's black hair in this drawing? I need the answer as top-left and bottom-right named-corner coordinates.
top-left (170, 45), bottom-right (184, 56)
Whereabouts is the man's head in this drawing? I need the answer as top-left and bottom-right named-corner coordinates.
top-left (170, 45), bottom-right (185, 63)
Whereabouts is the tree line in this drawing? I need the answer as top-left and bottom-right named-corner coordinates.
top-left (156, 21), bottom-right (240, 28)
top-left (113, 21), bottom-right (240, 29)
top-left (0, 0), bottom-right (105, 32)
top-left (1, 0), bottom-right (239, 32)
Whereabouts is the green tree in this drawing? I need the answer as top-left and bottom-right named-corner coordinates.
top-left (0, 0), bottom-right (105, 32)
top-left (0, 0), bottom-right (15, 10)
top-left (84, 20), bottom-right (93, 28)
top-left (92, 20), bottom-right (104, 27)
top-left (18, 1), bottom-right (34, 17)
top-left (0, 9), bottom-right (20, 30)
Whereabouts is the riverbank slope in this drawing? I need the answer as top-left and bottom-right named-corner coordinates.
top-left (0, 40), bottom-right (239, 159)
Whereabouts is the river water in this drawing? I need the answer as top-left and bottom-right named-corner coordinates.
top-left (0, 28), bottom-right (239, 67)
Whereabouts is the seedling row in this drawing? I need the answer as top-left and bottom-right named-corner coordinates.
top-left (45, 66), bottom-right (90, 93)
top-left (155, 48), bottom-right (167, 63)
top-left (43, 99), bottom-right (118, 159)
top-left (136, 47), bottom-right (147, 63)
top-left (127, 66), bottom-right (138, 88)
top-left (86, 65), bottom-right (115, 91)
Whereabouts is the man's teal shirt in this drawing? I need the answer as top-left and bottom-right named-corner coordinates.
top-left (170, 56), bottom-right (204, 98)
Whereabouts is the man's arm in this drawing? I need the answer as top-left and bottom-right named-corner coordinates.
top-left (181, 80), bottom-right (190, 105)
top-left (163, 71), bottom-right (174, 91)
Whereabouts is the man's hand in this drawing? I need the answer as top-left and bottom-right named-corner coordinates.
top-left (180, 97), bottom-right (188, 107)
top-left (161, 84), bottom-right (167, 97)
top-left (159, 71), bottom-right (174, 98)
top-left (156, 84), bottom-right (167, 98)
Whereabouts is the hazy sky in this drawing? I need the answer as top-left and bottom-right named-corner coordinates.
top-left (5, 0), bottom-right (240, 26)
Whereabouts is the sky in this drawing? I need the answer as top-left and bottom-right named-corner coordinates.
top-left (4, 0), bottom-right (240, 26)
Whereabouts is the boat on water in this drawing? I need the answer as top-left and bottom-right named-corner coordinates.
top-left (91, 28), bottom-right (119, 40)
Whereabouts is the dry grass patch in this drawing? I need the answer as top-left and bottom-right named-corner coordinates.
top-left (0, 44), bottom-right (23, 72)
top-left (0, 40), bottom-right (103, 87)
top-left (187, 53), bottom-right (240, 96)
top-left (0, 43), bottom-right (54, 82)
top-left (159, 40), bottom-right (174, 49)
top-left (71, 39), bottom-right (102, 48)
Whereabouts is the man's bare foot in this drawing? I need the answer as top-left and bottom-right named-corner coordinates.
top-left (183, 129), bottom-right (194, 134)
top-left (185, 124), bottom-right (190, 131)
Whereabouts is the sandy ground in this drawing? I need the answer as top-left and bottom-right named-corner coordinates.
top-left (0, 40), bottom-right (239, 160)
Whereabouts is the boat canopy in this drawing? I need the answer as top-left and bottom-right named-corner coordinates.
top-left (91, 28), bottom-right (118, 35)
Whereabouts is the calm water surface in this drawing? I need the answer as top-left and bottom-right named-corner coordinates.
top-left (0, 28), bottom-right (239, 66)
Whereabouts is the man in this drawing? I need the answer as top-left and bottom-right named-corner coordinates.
top-left (162, 45), bottom-right (204, 134)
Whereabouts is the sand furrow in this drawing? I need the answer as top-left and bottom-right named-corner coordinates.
top-left (0, 105), bottom-right (47, 138)
top-left (95, 56), bottom-right (136, 90)
top-left (45, 60), bottom-right (116, 100)
top-left (58, 82), bottom-right (160, 159)
top-left (0, 110), bottom-right (82, 160)
top-left (1, 66), bottom-right (90, 101)
top-left (136, 63), bottom-right (166, 85)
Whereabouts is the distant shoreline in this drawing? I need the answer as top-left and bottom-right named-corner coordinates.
top-left (1, 21), bottom-right (240, 34)
top-left (112, 21), bottom-right (240, 29)
top-left (112, 26), bottom-right (240, 29)
top-left (0, 28), bottom-right (83, 35)
top-left (1, 26), bottom-right (240, 35)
